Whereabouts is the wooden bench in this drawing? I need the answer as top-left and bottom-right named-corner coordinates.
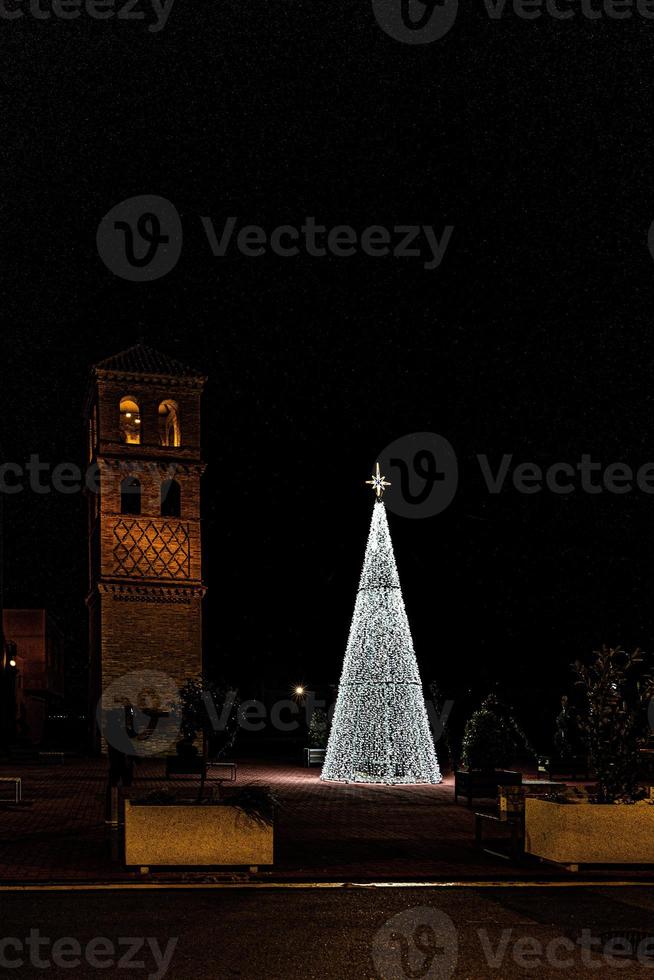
top-left (205, 761), bottom-right (237, 782)
top-left (538, 757), bottom-right (590, 781)
top-left (475, 782), bottom-right (567, 862)
top-left (165, 756), bottom-right (204, 777)
top-left (455, 769), bottom-right (522, 807)
top-left (165, 757), bottom-right (237, 781)
top-left (305, 748), bottom-right (326, 767)
top-left (0, 778), bottom-right (22, 803)
top-left (474, 811), bottom-right (523, 862)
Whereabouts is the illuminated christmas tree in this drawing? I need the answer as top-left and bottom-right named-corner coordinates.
top-left (322, 464), bottom-right (442, 785)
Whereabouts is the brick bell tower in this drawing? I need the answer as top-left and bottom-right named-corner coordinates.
top-left (85, 344), bottom-right (207, 743)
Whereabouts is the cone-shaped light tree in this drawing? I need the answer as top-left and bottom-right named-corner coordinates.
top-left (322, 465), bottom-right (441, 785)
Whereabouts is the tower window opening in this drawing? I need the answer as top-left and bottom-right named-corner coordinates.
top-left (159, 400), bottom-right (181, 447)
top-left (120, 398), bottom-right (141, 445)
top-left (161, 478), bottom-right (181, 518)
top-left (120, 477), bottom-right (142, 515)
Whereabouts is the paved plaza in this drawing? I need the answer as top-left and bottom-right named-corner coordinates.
top-left (0, 758), bottom-right (649, 884)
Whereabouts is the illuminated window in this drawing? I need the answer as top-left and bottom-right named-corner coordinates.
top-left (161, 479), bottom-right (181, 518)
top-left (120, 477), bottom-right (141, 515)
top-left (158, 400), bottom-right (181, 447)
top-left (120, 397), bottom-right (141, 445)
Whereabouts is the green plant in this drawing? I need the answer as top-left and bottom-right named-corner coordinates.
top-left (307, 708), bottom-right (328, 749)
top-left (134, 789), bottom-right (178, 805)
top-left (176, 677), bottom-right (240, 801)
top-left (553, 695), bottom-right (583, 761)
top-left (461, 695), bottom-right (519, 770)
top-left (133, 784), bottom-right (279, 822)
top-left (224, 784), bottom-right (279, 828)
top-left (573, 646), bottom-right (654, 803)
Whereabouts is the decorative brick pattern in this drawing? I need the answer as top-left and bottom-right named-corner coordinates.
top-left (113, 519), bottom-right (191, 579)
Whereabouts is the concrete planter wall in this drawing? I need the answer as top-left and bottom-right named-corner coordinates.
top-left (124, 801), bottom-right (274, 867)
top-left (525, 797), bottom-right (654, 865)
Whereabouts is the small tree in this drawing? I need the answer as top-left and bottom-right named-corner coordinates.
top-left (573, 646), bottom-right (654, 803)
top-left (461, 695), bottom-right (519, 771)
top-left (553, 695), bottom-right (582, 762)
top-left (307, 708), bottom-right (329, 749)
top-left (177, 678), bottom-right (240, 801)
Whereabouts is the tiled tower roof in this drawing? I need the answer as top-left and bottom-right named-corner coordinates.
top-left (95, 343), bottom-right (205, 380)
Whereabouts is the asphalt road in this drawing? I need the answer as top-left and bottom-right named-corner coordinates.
top-left (1, 886), bottom-right (654, 978)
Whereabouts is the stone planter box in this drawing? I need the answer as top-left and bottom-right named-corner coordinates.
top-left (124, 801), bottom-right (274, 868)
top-left (525, 797), bottom-right (654, 867)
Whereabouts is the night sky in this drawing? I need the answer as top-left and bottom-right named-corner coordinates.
top-left (4, 4), bottom-right (654, 743)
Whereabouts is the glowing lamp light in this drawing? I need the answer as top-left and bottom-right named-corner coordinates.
top-left (125, 412), bottom-right (132, 418)
top-left (9, 660), bottom-right (16, 668)
top-left (294, 686), bottom-right (305, 696)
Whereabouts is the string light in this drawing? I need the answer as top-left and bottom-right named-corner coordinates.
top-left (322, 499), bottom-right (441, 785)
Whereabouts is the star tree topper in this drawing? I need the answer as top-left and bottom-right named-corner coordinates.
top-left (366, 461), bottom-right (391, 498)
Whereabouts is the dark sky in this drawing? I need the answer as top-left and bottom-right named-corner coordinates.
top-left (4, 4), bottom-right (654, 740)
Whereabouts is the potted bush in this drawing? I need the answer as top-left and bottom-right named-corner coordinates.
top-left (125, 784), bottom-right (276, 870)
top-left (165, 678), bottom-right (239, 797)
top-left (304, 708), bottom-right (328, 766)
top-left (455, 695), bottom-right (523, 806)
top-left (525, 646), bottom-right (654, 868)
top-left (127, 677), bottom-right (267, 869)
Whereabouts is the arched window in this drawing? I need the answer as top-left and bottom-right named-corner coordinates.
top-left (120, 477), bottom-right (141, 515)
top-left (158, 400), bottom-right (181, 447)
top-left (161, 479), bottom-right (181, 518)
top-left (120, 397), bottom-right (141, 445)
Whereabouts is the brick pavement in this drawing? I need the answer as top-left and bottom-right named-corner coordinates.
top-left (0, 758), bottom-right (647, 884)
